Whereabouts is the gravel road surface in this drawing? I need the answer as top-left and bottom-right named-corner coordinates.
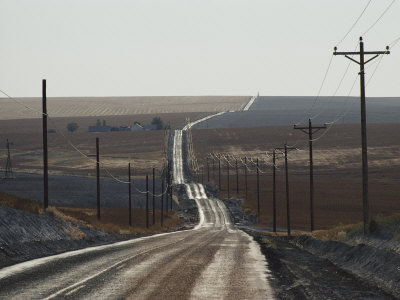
top-left (0, 183), bottom-right (274, 299)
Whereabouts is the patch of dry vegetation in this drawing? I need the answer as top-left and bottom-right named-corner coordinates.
top-left (57, 206), bottom-right (182, 235)
top-left (0, 192), bottom-right (43, 214)
top-left (63, 224), bottom-right (87, 240)
top-left (0, 192), bottom-right (182, 235)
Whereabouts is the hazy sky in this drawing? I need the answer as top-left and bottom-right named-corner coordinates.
top-left (1, 0), bottom-right (399, 97)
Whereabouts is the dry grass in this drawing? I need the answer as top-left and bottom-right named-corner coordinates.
top-left (56, 206), bottom-right (182, 235)
top-left (0, 192), bottom-right (182, 235)
top-left (63, 224), bottom-right (87, 240)
top-left (0, 192), bottom-right (43, 214)
top-left (311, 224), bottom-right (356, 241)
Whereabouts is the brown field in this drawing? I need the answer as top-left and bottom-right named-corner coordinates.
top-left (191, 124), bottom-right (400, 230)
top-left (0, 96), bottom-right (249, 120)
top-left (0, 112), bottom-right (208, 176)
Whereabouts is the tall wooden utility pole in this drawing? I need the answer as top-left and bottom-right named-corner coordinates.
top-left (272, 150), bottom-right (277, 233)
top-left (161, 166), bottom-right (164, 227)
top-left (146, 175), bottom-right (149, 229)
top-left (275, 145), bottom-right (295, 236)
top-left (96, 137), bottom-right (100, 220)
top-left (4, 139), bottom-right (14, 179)
top-left (206, 157), bottom-right (210, 182)
top-left (227, 158), bottom-right (230, 199)
top-left (166, 160), bottom-right (170, 212)
top-left (169, 160), bottom-right (173, 211)
top-left (152, 168), bottom-right (155, 225)
top-left (334, 37), bottom-right (390, 234)
top-left (294, 119), bottom-right (326, 232)
top-left (42, 79), bottom-right (48, 209)
top-left (128, 163), bottom-right (132, 226)
top-left (218, 155), bottom-right (221, 189)
top-left (212, 157), bottom-right (215, 182)
top-left (256, 158), bottom-right (260, 222)
top-left (236, 158), bottom-right (239, 196)
top-left (244, 157), bottom-right (248, 200)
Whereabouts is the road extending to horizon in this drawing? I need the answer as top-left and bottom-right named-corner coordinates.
top-left (0, 105), bottom-right (274, 299)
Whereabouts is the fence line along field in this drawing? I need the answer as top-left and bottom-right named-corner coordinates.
top-left (191, 124), bottom-right (400, 230)
top-left (0, 96), bottom-right (250, 120)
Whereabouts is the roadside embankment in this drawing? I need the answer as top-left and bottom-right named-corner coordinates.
top-left (292, 217), bottom-right (400, 297)
top-left (0, 192), bottom-right (195, 268)
top-left (244, 216), bottom-right (400, 299)
top-left (0, 200), bottom-right (138, 269)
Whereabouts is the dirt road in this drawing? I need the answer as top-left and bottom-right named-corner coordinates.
top-left (0, 183), bottom-right (274, 299)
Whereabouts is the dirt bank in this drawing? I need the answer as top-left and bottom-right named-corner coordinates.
top-left (247, 231), bottom-right (396, 299)
top-left (0, 205), bottom-right (135, 268)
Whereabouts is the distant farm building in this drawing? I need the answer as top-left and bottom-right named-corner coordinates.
top-left (88, 119), bottom-right (111, 132)
top-left (88, 125), bottom-right (111, 132)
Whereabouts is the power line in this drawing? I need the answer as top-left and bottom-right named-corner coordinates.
top-left (0, 87), bottom-right (170, 188)
top-left (311, 73), bottom-right (360, 142)
top-left (310, 42), bottom-right (359, 121)
top-left (389, 35), bottom-right (400, 48)
top-left (362, 0), bottom-right (397, 36)
top-left (0, 89), bottom-right (45, 117)
top-left (336, 0), bottom-right (373, 47)
top-left (294, 54), bottom-right (335, 126)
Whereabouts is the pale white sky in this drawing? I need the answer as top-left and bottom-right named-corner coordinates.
top-left (1, 0), bottom-right (399, 97)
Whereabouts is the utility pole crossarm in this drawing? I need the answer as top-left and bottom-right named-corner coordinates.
top-left (294, 119), bottom-right (327, 231)
top-left (334, 51), bottom-right (389, 55)
top-left (274, 147), bottom-right (296, 151)
top-left (334, 37), bottom-right (391, 234)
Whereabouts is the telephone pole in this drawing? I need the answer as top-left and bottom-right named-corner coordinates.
top-left (244, 157), bottom-right (248, 200)
top-left (272, 150), bottom-right (277, 233)
top-left (294, 119), bottom-right (326, 231)
top-left (227, 158), bottom-right (230, 199)
top-left (128, 163), bottom-right (132, 226)
top-left (275, 145), bottom-right (296, 236)
top-left (96, 137), bottom-right (100, 220)
top-left (236, 158), bottom-right (239, 196)
top-left (42, 79), bottom-right (48, 209)
top-left (4, 139), bottom-right (14, 179)
top-left (334, 37), bottom-right (390, 234)
top-left (256, 158), bottom-right (260, 222)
